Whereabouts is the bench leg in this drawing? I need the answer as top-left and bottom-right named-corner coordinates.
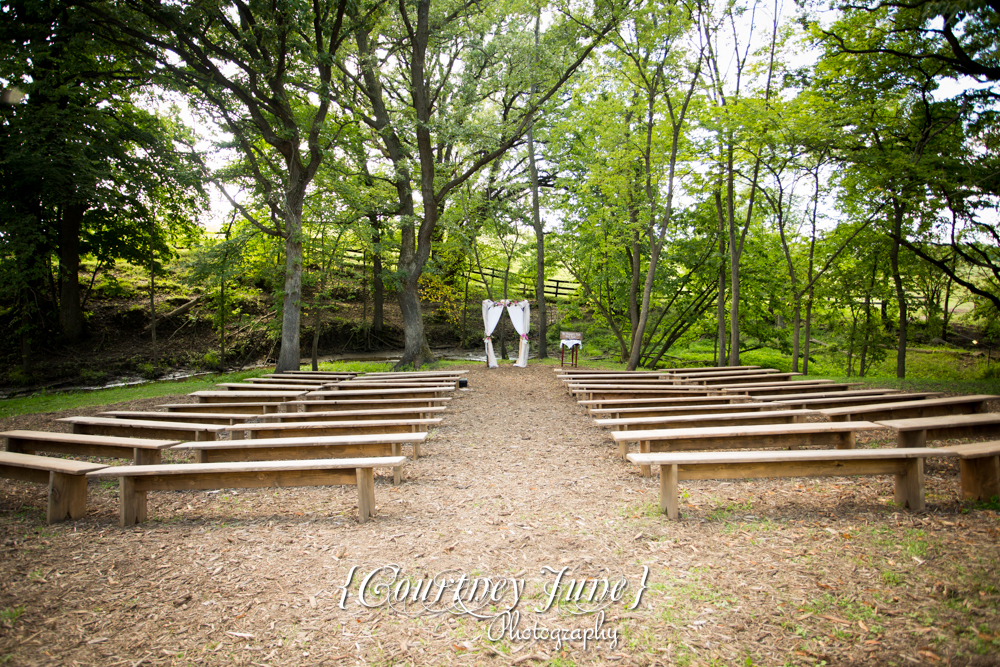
top-left (619, 439), bottom-right (629, 461)
top-left (119, 476), bottom-right (147, 527)
top-left (391, 444), bottom-right (402, 485)
top-left (356, 467), bottom-right (375, 523)
top-left (897, 431), bottom-right (926, 448)
top-left (838, 431), bottom-right (856, 450)
top-left (959, 456), bottom-right (1000, 501)
top-left (133, 449), bottom-right (161, 465)
top-left (660, 464), bottom-right (679, 520)
top-left (894, 458), bottom-right (925, 511)
top-left (47, 472), bottom-right (87, 524)
top-left (640, 441), bottom-right (651, 478)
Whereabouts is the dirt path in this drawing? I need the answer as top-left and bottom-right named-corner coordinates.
top-left (1, 363), bottom-right (999, 666)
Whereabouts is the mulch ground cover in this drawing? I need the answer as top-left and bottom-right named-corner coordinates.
top-left (1, 363), bottom-right (999, 666)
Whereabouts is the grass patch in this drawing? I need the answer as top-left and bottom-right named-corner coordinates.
top-left (0, 369), bottom-right (268, 419)
top-left (0, 606), bottom-right (25, 625)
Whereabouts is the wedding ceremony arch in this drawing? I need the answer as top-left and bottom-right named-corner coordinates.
top-left (482, 300), bottom-right (530, 368)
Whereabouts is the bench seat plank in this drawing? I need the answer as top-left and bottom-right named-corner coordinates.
top-left (613, 421), bottom-right (885, 474)
top-left (940, 441), bottom-right (1000, 501)
top-left (588, 403), bottom-right (775, 419)
top-left (0, 451), bottom-right (107, 523)
top-left (820, 395), bottom-right (998, 422)
top-left (100, 411), bottom-right (259, 425)
top-left (189, 391), bottom-right (307, 403)
top-left (767, 391), bottom-right (936, 409)
top-left (87, 456), bottom-right (405, 525)
top-left (876, 413), bottom-right (1000, 448)
top-left (217, 382), bottom-right (330, 391)
top-left (594, 409), bottom-right (818, 431)
top-left (578, 396), bottom-right (751, 410)
top-left (726, 383), bottom-right (862, 396)
top-left (4, 430), bottom-right (180, 465)
top-left (56, 417), bottom-right (228, 442)
top-left (222, 419), bottom-right (441, 449)
top-left (683, 372), bottom-right (802, 386)
top-left (628, 447), bottom-right (953, 519)
top-left (261, 407), bottom-right (445, 422)
top-left (305, 388), bottom-right (453, 400)
top-left (159, 402), bottom-right (283, 414)
top-left (286, 397), bottom-right (452, 412)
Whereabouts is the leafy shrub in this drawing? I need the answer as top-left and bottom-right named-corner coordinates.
top-left (202, 351), bottom-right (222, 370)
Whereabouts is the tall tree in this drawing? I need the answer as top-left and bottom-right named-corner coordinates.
top-left (84, 0), bottom-right (353, 372)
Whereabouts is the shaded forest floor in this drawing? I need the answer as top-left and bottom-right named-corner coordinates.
top-left (1, 364), bottom-right (999, 666)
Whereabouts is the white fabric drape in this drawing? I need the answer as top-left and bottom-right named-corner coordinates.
top-left (560, 339), bottom-right (583, 348)
top-left (506, 300), bottom-right (531, 368)
top-left (482, 300), bottom-right (505, 368)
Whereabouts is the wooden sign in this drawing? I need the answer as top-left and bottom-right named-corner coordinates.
top-left (561, 332), bottom-right (583, 341)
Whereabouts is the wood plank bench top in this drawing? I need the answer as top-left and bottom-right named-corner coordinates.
top-left (247, 377), bottom-right (340, 385)
top-left (627, 447), bottom-right (951, 519)
top-left (4, 430), bottom-right (179, 465)
top-left (220, 418), bottom-right (442, 440)
top-left (189, 390), bottom-right (307, 403)
top-left (0, 451), bottom-right (108, 523)
top-left (613, 421), bottom-right (885, 472)
top-left (683, 372), bottom-right (802, 385)
top-left (578, 395), bottom-right (752, 409)
top-left (588, 402), bottom-right (776, 419)
top-left (658, 365), bottom-right (762, 374)
top-left (766, 391), bottom-right (937, 409)
top-left (334, 381), bottom-right (456, 389)
top-left (875, 413), bottom-right (1000, 448)
top-left (666, 368), bottom-right (779, 379)
top-left (285, 397), bottom-right (452, 411)
top-left (158, 402), bottom-right (284, 414)
top-left (56, 417), bottom-right (228, 442)
top-left (265, 373), bottom-right (356, 379)
top-left (217, 382), bottom-right (330, 391)
top-left (361, 370), bottom-right (468, 376)
top-left (938, 441), bottom-right (1000, 501)
top-left (171, 432), bottom-right (426, 481)
top-left (594, 408), bottom-right (819, 431)
top-left (559, 373), bottom-right (667, 381)
top-left (726, 382), bottom-right (863, 396)
top-left (261, 407), bottom-right (446, 422)
top-left (305, 388), bottom-right (454, 399)
top-left (99, 411), bottom-right (260, 425)
top-left (820, 395), bottom-right (998, 422)
top-left (86, 456), bottom-right (406, 526)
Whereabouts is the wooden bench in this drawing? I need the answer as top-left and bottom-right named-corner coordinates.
top-left (666, 368), bottom-right (778, 380)
top-left (613, 421), bottom-right (885, 475)
top-left (220, 419), bottom-right (442, 445)
top-left (261, 406), bottom-right (446, 422)
top-left (4, 430), bottom-right (179, 465)
top-left (765, 390), bottom-right (936, 409)
top-left (285, 397), bottom-right (452, 412)
top-left (361, 370), bottom-right (467, 377)
top-left (305, 388), bottom-right (454, 401)
top-left (588, 402), bottom-right (777, 420)
top-left (99, 411), bottom-right (260, 425)
top-left (658, 365), bottom-right (761, 374)
top-left (627, 447), bottom-right (952, 519)
top-left (332, 381), bottom-right (457, 390)
top-left (189, 390), bottom-right (307, 404)
top-left (86, 456), bottom-right (405, 526)
top-left (265, 372), bottom-right (356, 380)
top-left (876, 413), bottom-right (1000, 448)
top-left (578, 395), bottom-right (752, 411)
top-left (939, 441), bottom-right (1000, 501)
top-left (681, 372), bottom-right (802, 386)
top-left (216, 382), bottom-right (330, 391)
top-left (571, 386), bottom-right (723, 402)
top-left (820, 395), bottom-right (998, 422)
top-left (171, 433), bottom-right (424, 482)
top-left (594, 408), bottom-right (818, 431)
top-left (247, 377), bottom-right (342, 386)
top-left (158, 402), bottom-right (284, 414)
top-left (0, 452), bottom-right (107, 523)
top-left (725, 382), bottom-right (862, 397)
top-left (57, 417), bottom-right (230, 441)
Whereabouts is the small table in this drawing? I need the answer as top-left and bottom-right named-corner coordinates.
top-left (560, 332), bottom-right (582, 367)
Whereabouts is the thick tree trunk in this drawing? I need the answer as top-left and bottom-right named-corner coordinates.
top-left (527, 123), bottom-right (546, 359)
top-left (275, 191), bottom-right (305, 373)
top-left (58, 203), bottom-right (85, 343)
top-left (802, 289), bottom-right (813, 375)
top-left (791, 299), bottom-right (801, 374)
top-left (397, 272), bottom-right (433, 367)
top-left (371, 218), bottom-right (384, 332)
top-left (890, 199), bottom-right (907, 378)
